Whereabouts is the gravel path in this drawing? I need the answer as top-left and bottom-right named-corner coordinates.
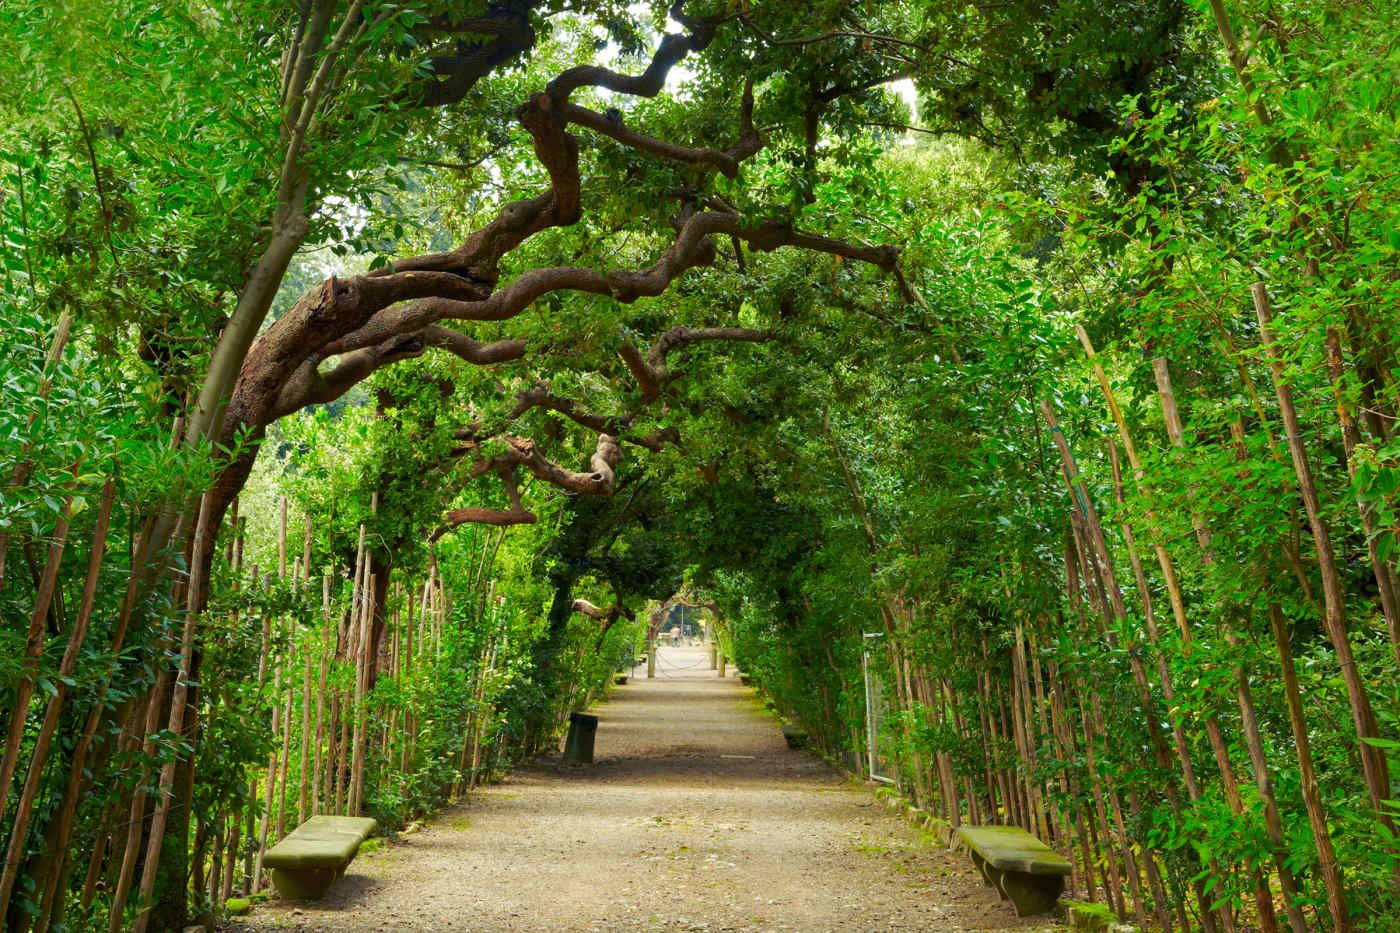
top-left (233, 645), bottom-right (1056, 932)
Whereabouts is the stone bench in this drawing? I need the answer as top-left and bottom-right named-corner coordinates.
top-left (780, 724), bottom-right (808, 749)
top-left (263, 815), bottom-right (378, 900)
top-left (955, 825), bottom-right (1070, 916)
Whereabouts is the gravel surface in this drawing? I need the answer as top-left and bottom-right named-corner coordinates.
top-left (231, 645), bottom-right (1057, 932)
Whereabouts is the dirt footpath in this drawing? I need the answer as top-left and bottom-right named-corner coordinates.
top-left (234, 645), bottom-right (1055, 932)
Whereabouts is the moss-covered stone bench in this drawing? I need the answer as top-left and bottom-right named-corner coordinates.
top-left (955, 825), bottom-right (1071, 916)
top-left (263, 815), bottom-right (378, 900)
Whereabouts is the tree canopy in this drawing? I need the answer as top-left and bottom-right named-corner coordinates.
top-left (3, 1), bottom-right (1400, 931)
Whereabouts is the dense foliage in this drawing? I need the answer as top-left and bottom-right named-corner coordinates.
top-left (2, 1), bottom-right (1398, 931)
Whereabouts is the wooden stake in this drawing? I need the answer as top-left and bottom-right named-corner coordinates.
top-left (31, 508), bottom-right (162, 932)
top-left (302, 512), bottom-right (313, 583)
top-left (275, 689), bottom-right (293, 839)
top-left (298, 627), bottom-right (313, 823)
top-left (1151, 358), bottom-right (1276, 930)
top-left (0, 310), bottom-right (74, 593)
top-left (278, 495), bottom-right (288, 580)
top-left (0, 471), bottom-right (80, 823)
top-left (1324, 326), bottom-right (1400, 669)
top-left (313, 573), bottom-right (331, 815)
top-left (131, 492), bottom-right (215, 933)
top-left (0, 480), bottom-right (115, 909)
top-left (1270, 604), bottom-right (1351, 931)
top-left (1253, 282), bottom-right (1393, 822)
top-left (107, 678), bottom-right (166, 933)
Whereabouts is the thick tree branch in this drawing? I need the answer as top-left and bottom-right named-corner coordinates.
top-left (272, 329), bottom-right (524, 418)
top-left (618, 344), bottom-right (660, 401)
top-left (515, 434), bottom-right (623, 495)
top-left (301, 211), bottom-right (898, 406)
top-left (434, 462), bottom-right (537, 536)
top-left (436, 506), bottom-right (537, 531)
top-left (408, 7), bottom-right (538, 108)
top-left (647, 325), bottom-right (769, 371)
top-left (559, 78), bottom-right (760, 178)
top-left (508, 384), bottom-right (619, 434)
top-left (223, 10), bottom-right (910, 562)
top-left (383, 91), bottom-right (581, 285)
top-left (632, 426), bottom-right (683, 453)
top-left (563, 103), bottom-right (742, 176)
top-left (738, 13), bottom-right (926, 51)
top-left (422, 326), bottom-right (528, 365)
top-left (576, 598), bottom-right (636, 648)
top-left (271, 330), bottom-right (428, 419)
top-left (622, 326), bottom-right (770, 402)
top-left (817, 72), bottom-right (910, 103)
top-left (438, 320), bottom-right (761, 531)
top-left (571, 599), bottom-right (634, 623)
top-left (547, 3), bottom-right (719, 100)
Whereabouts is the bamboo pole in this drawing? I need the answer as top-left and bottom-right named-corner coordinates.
top-left (227, 496), bottom-right (239, 564)
top-left (242, 788), bottom-right (254, 893)
top-left (298, 625), bottom-right (313, 823)
top-left (1089, 691), bottom-right (1144, 922)
top-left (1064, 537), bottom-right (1127, 917)
top-left (1045, 652), bottom-right (1096, 900)
top-left (1253, 282), bottom-right (1394, 823)
top-left (278, 495), bottom-right (288, 580)
top-left (221, 818), bottom-right (237, 902)
top-left (207, 812), bottom-right (224, 912)
top-left (1085, 332), bottom-right (1300, 926)
top-left (274, 689), bottom-right (293, 838)
top-left (0, 470), bottom-right (80, 821)
top-left (233, 516), bottom-right (245, 575)
top-left (349, 571), bottom-right (374, 817)
top-left (253, 576), bottom-right (277, 891)
top-left (31, 513), bottom-right (162, 933)
top-left (334, 699), bottom-right (349, 815)
top-left (302, 512), bottom-right (313, 583)
top-left (313, 573), bottom-right (331, 815)
top-left (132, 495), bottom-right (217, 933)
top-left (1010, 624), bottom-right (1045, 837)
top-left (78, 703), bottom-right (140, 914)
top-left (1269, 604), bottom-right (1351, 931)
top-left (0, 310), bottom-right (74, 593)
top-left (345, 522), bottom-right (368, 815)
top-left (1324, 326), bottom-right (1400, 669)
top-left (0, 480), bottom-right (115, 908)
top-left (1076, 327), bottom-right (1208, 728)
top-left (1151, 358), bottom-right (1279, 931)
top-left (440, 585), bottom-right (450, 660)
top-left (1126, 787), bottom-right (1176, 933)
top-left (403, 578), bottom-right (417, 775)
top-left (1069, 497), bottom-right (1227, 931)
top-left (470, 640), bottom-right (498, 791)
top-left (107, 677), bottom-right (166, 933)
top-left (1040, 402), bottom-right (1181, 773)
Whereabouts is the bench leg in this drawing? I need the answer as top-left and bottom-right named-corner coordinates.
top-left (270, 866), bottom-right (340, 901)
top-left (996, 870), bottom-right (1064, 917)
top-left (968, 851), bottom-right (998, 890)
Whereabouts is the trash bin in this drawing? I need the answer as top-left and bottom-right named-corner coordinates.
top-left (563, 712), bottom-right (598, 764)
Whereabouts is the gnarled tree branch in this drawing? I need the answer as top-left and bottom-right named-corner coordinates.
top-left (433, 462), bottom-right (537, 538)
top-left (558, 77), bottom-right (760, 178)
top-left (621, 325), bottom-right (770, 402)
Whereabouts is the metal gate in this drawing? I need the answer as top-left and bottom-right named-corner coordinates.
top-left (862, 632), bottom-right (895, 784)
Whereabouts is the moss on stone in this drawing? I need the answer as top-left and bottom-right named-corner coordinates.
top-left (1058, 898), bottom-right (1120, 932)
top-left (224, 898), bottom-right (251, 916)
